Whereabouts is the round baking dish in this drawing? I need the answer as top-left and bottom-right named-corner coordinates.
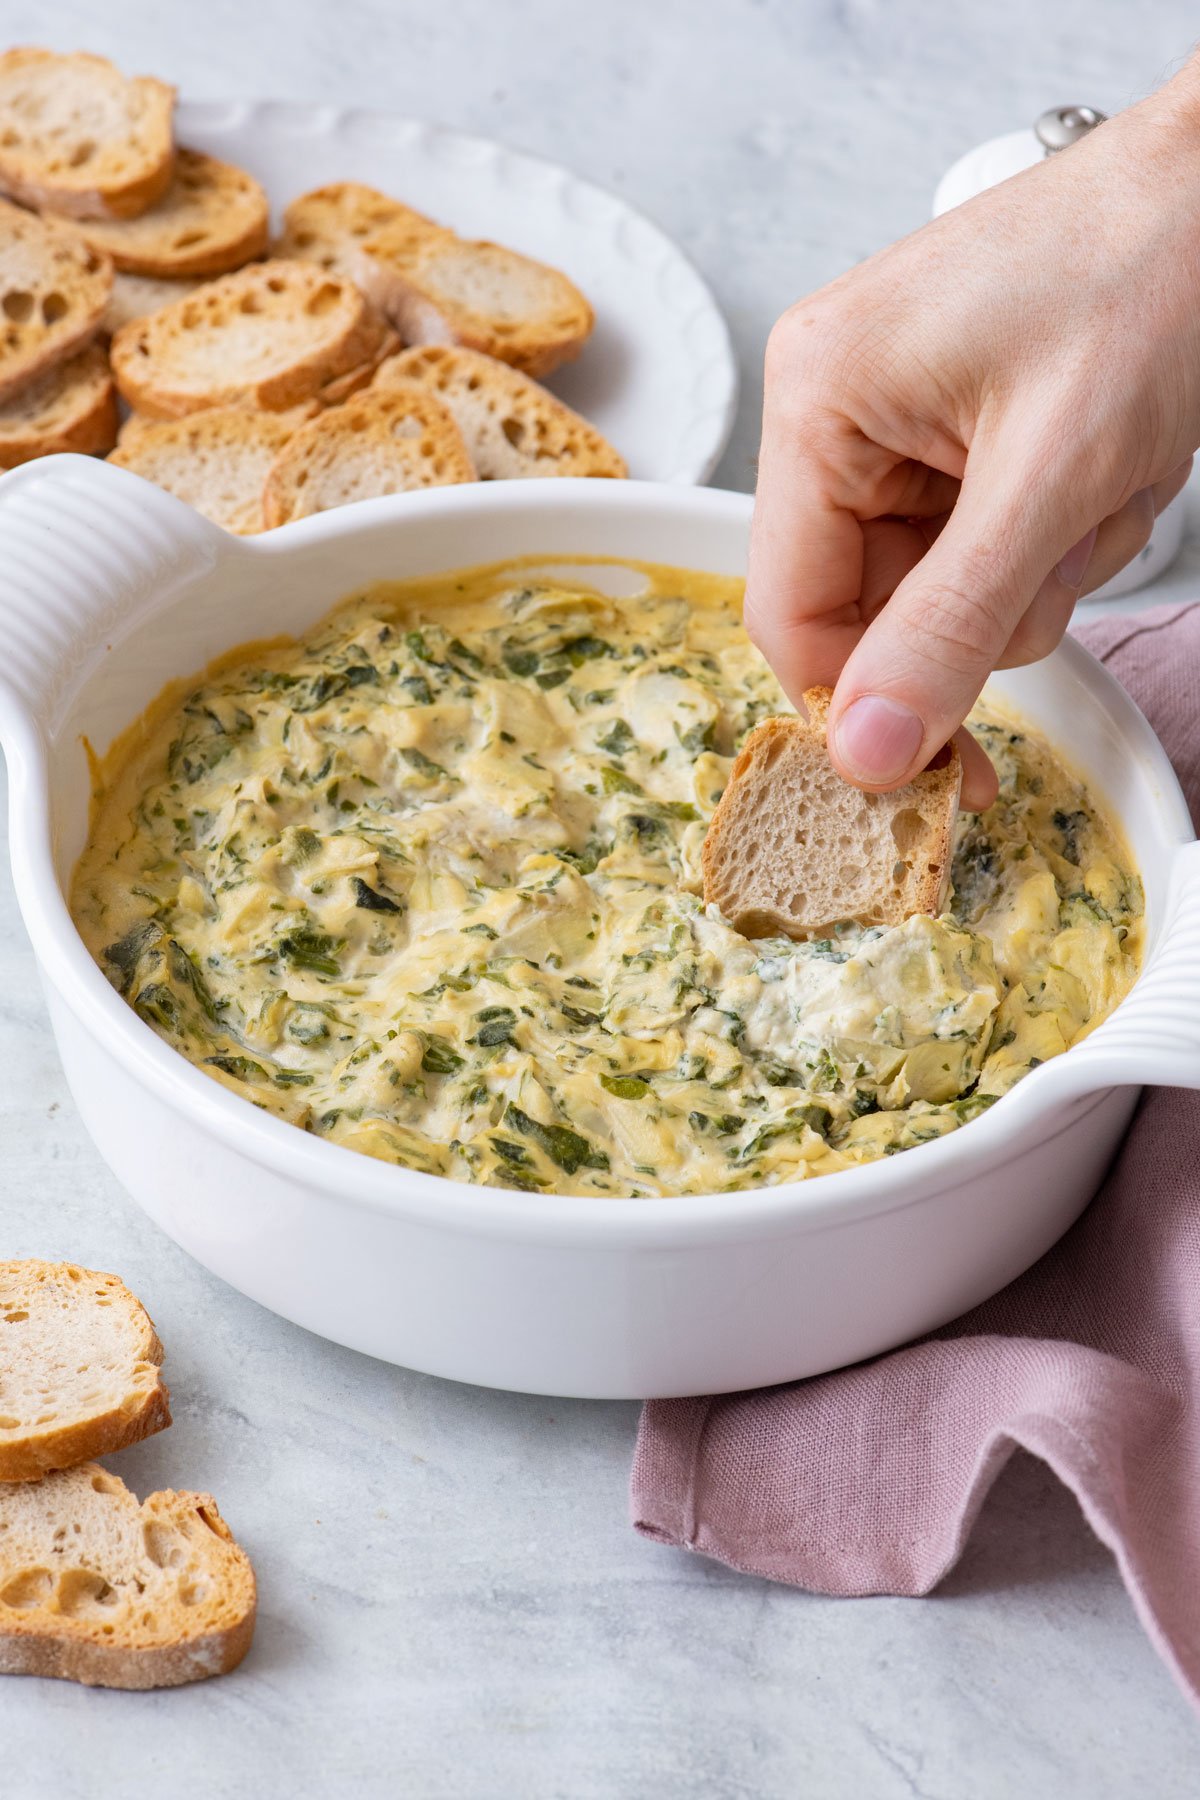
top-left (1, 457), bottom-right (1198, 1399)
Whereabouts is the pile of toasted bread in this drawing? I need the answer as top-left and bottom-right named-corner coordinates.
top-left (0, 1259), bottom-right (255, 1690)
top-left (0, 46), bottom-right (626, 530)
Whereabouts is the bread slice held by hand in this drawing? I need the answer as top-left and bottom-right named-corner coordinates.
top-left (110, 405), bottom-right (315, 533)
top-left (0, 199), bottom-right (112, 401)
top-left (374, 344), bottom-right (625, 477)
top-left (275, 181), bottom-right (442, 280)
top-left (0, 48), bottom-right (175, 221)
top-left (702, 689), bottom-right (962, 940)
top-left (0, 1462), bottom-right (255, 1688)
top-left (358, 227), bottom-right (594, 377)
top-left (0, 344), bottom-right (116, 468)
top-left (74, 149), bottom-right (269, 278)
top-left (0, 1261), bottom-right (170, 1481)
top-left (110, 258), bottom-right (389, 419)
top-left (262, 384), bottom-right (475, 527)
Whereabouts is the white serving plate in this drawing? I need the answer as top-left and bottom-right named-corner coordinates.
top-left (174, 98), bottom-right (737, 486)
top-left (2, 459), bottom-right (1199, 1399)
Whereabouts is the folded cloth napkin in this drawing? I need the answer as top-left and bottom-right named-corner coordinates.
top-left (632, 602), bottom-right (1200, 1709)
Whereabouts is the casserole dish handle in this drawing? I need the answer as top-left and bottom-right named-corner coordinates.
top-left (0, 454), bottom-right (224, 744)
top-left (1046, 839), bottom-right (1200, 1099)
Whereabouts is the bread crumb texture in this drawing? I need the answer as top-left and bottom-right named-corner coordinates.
top-left (0, 1260), bottom-right (170, 1480)
top-left (0, 1462), bottom-right (255, 1688)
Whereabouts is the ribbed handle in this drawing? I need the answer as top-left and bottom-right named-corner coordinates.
top-left (0, 455), bottom-right (225, 740)
top-left (1047, 839), bottom-right (1200, 1098)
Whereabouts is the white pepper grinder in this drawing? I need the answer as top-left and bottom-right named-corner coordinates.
top-left (933, 105), bottom-right (1186, 600)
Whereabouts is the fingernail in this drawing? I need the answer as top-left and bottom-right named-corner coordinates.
top-left (833, 695), bottom-right (925, 785)
top-left (1055, 526), bottom-right (1098, 591)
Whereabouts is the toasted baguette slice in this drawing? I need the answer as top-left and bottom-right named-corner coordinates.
top-left (0, 49), bottom-right (175, 221)
top-left (317, 322), bottom-right (402, 406)
top-left (73, 149), bottom-right (268, 278)
top-left (0, 1261), bottom-right (170, 1481)
top-left (275, 181), bottom-right (442, 280)
top-left (110, 405), bottom-right (316, 533)
top-left (702, 689), bottom-right (962, 939)
top-left (374, 344), bottom-right (625, 478)
top-left (104, 270), bottom-right (205, 336)
top-left (110, 259), bottom-right (389, 419)
top-left (0, 199), bottom-right (112, 401)
top-left (357, 228), bottom-right (593, 378)
top-left (0, 1463), bottom-right (255, 1688)
top-left (0, 344), bottom-right (116, 469)
top-left (262, 385), bottom-right (474, 527)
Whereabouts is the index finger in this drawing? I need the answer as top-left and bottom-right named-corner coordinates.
top-left (742, 412), bottom-right (866, 702)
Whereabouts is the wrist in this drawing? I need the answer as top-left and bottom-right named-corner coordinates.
top-left (1119, 55), bottom-right (1200, 165)
top-left (1157, 53), bottom-right (1200, 136)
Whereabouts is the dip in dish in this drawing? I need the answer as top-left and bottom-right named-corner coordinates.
top-left (71, 560), bottom-right (1143, 1198)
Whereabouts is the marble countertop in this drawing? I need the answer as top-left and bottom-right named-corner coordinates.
top-left (4, 0), bottom-right (1200, 1792)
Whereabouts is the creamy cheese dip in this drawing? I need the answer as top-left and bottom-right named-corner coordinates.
top-left (71, 561), bottom-right (1143, 1197)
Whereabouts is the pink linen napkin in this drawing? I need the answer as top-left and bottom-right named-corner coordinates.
top-left (631, 602), bottom-right (1200, 1708)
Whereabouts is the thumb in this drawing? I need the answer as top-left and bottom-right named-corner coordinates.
top-left (825, 462), bottom-right (1093, 790)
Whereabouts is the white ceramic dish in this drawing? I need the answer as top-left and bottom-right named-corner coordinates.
top-left (174, 98), bottom-right (736, 486)
top-left (2, 457), bottom-right (1199, 1400)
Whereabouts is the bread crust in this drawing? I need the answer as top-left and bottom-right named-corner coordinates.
top-left (0, 199), bottom-right (113, 401)
top-left (701, 688), bottom-right (963, 940)
top-left (0, 344), bottom-right (116, 468)
top-left (357, 230), bottom-right (594, 378)
top-left (103, 271), bottom-right (204, 336)
top-left (74, 148), bottom-right (269, 278)
top-left (0, 1465), bottom-right (255, 1688)
top-left (110, 259), bottom-right (388, 418)
top-left (0, 49), bottom-right (175, 222)
top-left (274, 182), bottom-right (442, 278)
top-left (0, 1261), bottom-right (171, 1481)
top-left (317, 321), bottom-right (402, 406)
top-left (109, 404), bottom-right (317, 533)
top-left (262, 384), bottom-right (475, 527)
top-left (375, 344), bottom-right (625, 477)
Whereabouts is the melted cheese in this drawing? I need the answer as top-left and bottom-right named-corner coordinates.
top-left (70, 560), bottom-right (1144, 1198)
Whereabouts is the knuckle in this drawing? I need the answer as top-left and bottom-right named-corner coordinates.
top-left (1122, 505), bottom-right (1154, 556)
top-left (742, 590), bottom-right (792, 656)
top-left (1003, 610), bottom-right (1063, 668)
top-left (764, 299), bottom-right (839, 393)
top-left (741, 589), bottom-right (812, 671)
top-left (909, 574), bottom-right (1012, 677)
top-left (741, 595), bottom-right (769, 652)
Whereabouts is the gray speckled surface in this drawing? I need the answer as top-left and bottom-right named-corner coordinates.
top-left (2, 1), bottom-right (1199, 1792)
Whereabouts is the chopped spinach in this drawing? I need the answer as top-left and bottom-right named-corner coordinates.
top-left (597, 720), bottom-right (635, 756)
top-left (471, 1006), bottom-right (518, 1048)
top-left (278, 928), bottom-right (343, 978)
top-left (286, 1007), bottom-right (329, 1046)
top-left (102, 920), bottom-right (163, 994)
top-left (601, 1074), bottom-right (650, 1099)
top-left (601, 764), bottom-right (643, 796)
top-left (502, 644), bottom-right (540, 678)
top-left (352, 877), bottom-right (403, 914)
top-left (401, 746), bottom-right (449, 780)
top-left (1052, 808), bottom-right (1089, 865)
top-left (561, 1002), bottom-right (603, 1027)
top-left (421, 1034), bottom-right (465, 1075)
top-left (506, 1104), bottom-right (610, 1175)
top-left (688, 1110), bottom-right (745, 1136)
top-left (204, 1053), bottom-right (267, 1080)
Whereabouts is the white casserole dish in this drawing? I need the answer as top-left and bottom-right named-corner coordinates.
top-left (1, 457), bottom-right (1198, 1399)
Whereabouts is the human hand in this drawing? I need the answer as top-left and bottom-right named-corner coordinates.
top-left (744, 68), bottom-right (1200, 809)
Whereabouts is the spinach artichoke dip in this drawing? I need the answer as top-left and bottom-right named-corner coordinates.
top-left (71, 561), bottom-right (1143, 1199)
